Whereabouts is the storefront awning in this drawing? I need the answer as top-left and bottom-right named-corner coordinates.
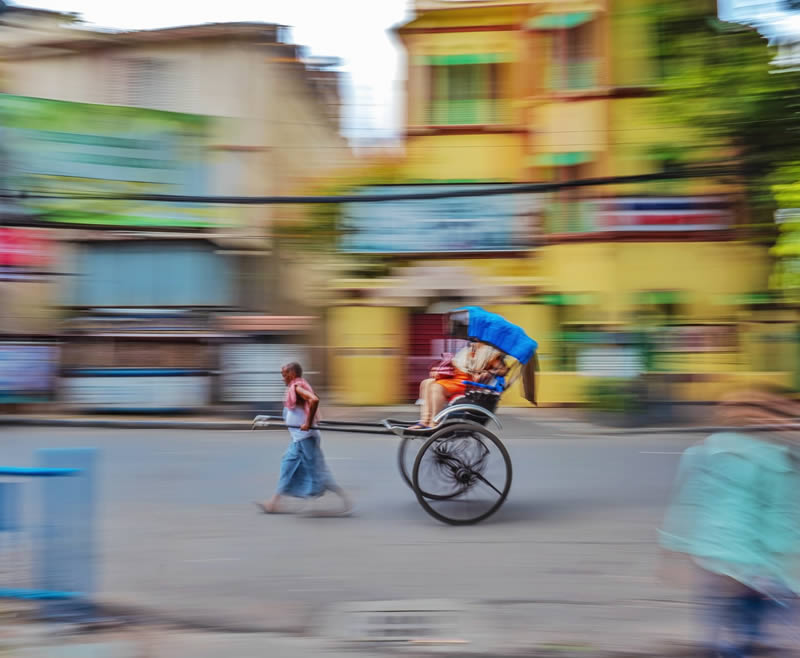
top-left (539, 293), bottom-right (595, 306)
top-left (423, 53), bottom-right (514, 66)
top-left (218, 316), bottom-right (316, 333)
top-left (718, 292), bottom-right (781, 306)
top-left (635, 291), bottom-right (684, 306)
top-left (526, 12), bottom-right (595, 30)
top-left (530, 152), bottom-right (595, 167)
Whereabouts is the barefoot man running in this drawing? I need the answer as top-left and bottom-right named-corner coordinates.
top-left (258, 362), bottom-right (351, 515)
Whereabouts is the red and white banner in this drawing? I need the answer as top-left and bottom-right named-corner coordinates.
top-left (0, 227), bottom-right (51, 269)
top-left (593, 197), bottom-right (731, 232)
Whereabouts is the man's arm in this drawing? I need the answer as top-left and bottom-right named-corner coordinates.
top-left (294, 384), bottom-right (319, 432)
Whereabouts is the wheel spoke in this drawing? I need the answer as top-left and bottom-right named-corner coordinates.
top-left (411, 422), bottom-right (512, 525)
top-left (398, 437), bottom-right (424, 491)
top-left (473, 472), bottom-right (504, 497)
top-left (415, 443), bottom-right (465, 499)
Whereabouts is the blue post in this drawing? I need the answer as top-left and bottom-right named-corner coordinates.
top-left (36, 448), bottom-right (97, 622)
top-left (0, 482), bottom-right (22, 593)
top-left (0, 482), bottom-right (21, 533)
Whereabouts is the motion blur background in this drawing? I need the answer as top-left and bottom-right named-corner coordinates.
top-left (1, 0), bottom-right (800, 417)
top-left (2, 2), bottom-right (800, 657)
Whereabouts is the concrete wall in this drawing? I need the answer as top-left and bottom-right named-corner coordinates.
top-left (330, 0), bottom-right (780, 406)
top-left (325, 239), bottom-right (779, 406)
top-left (404, 133), bottom-right (526, 182)
top-left (5, 39), bottom-right (348, 187)
top-left (3, 35), bottom-right (352, 313)
top-left (327, 305), bottom-right (408, 405)
top-left (0, 280), bottom-right (61, 334)
top-left (537, 241), bottom-right (771, 322)
top-left (0, 10), bottom-right (85, 49)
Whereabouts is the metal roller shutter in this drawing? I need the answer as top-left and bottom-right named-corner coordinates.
top-left (407, 314), bottom-right (444, 402)
top-left (221, 343), bottom-right (308, 403)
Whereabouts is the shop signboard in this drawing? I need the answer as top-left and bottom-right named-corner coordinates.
top-left (0, 227), bottom-right (52, 281)
top-left (593, 197), bottom-right (731, 232)
top-left (0, 94), bottom-right (220, 228)
top-left (547, 197), bottom-right (732, 235)
top-left (340, 185), bottom-right (539, 253)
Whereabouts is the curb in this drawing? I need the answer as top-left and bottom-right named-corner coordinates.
top-left (3, 415), bottom-right (800, 436)
top-left (3, 597), bottom-right (709, 657)
top-left (608, 422), bottom-right (800, 436)
top-left (0, 418), bottom-right (268, 431)
top-left (91, 600), bottom-right (312, 635)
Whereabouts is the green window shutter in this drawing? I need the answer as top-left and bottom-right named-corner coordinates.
top-left (526, 12), bottom-right (594, 30)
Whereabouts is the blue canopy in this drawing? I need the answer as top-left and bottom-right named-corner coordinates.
top-left (451, 307), bottom-right (538, 364)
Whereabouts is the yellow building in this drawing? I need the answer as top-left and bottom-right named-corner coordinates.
top-left (326, 0), bottom-right (791, 405)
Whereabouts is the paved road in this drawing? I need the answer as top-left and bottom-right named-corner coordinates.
top-left (0, 419), bottom-right (708, 652)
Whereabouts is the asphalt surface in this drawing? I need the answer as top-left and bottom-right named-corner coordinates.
top-left (0, 417), bottom-right (714, 653)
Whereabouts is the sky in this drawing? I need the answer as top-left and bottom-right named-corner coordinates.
top-left (17, 0), bottom-right (800, 143)
top-left (15, 0), bottom-right (411, 142)
top-left (718, 0), bottom-right (800, 41)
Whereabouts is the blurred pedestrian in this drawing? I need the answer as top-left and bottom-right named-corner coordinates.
top-left (257, 362), bottom-right (351, 516)
top-left (659, 388), bottom-right (800, 657)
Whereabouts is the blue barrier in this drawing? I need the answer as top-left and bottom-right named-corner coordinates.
top-left (0, 449), bottom-right (97, 621)
top-left (0, 468), bottom-right (80, 477)
top-left (0, 588), bottom-right (81, 600)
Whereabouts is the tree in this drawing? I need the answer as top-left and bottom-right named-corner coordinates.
top-left (276, 157), bottom-right (404, 261)
top-left (651, 0), bottom-right (800, 234)
top-left (267, 157), bottom-right (407, 311)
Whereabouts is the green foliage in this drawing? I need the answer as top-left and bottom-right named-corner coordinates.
top-left (583, 377), bottom-right (642, 413)
top-left (651, 0), bottom-right (800, 227)
top-left (275, 160), bottom-right (406, 255)
top-left (273, 181), bottom-right (345, 254)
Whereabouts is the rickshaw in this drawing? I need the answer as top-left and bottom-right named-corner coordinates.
top-left (253, 307), bottom-right (539, 525)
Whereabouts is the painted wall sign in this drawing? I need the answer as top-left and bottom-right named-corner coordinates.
top-left (341, 185), bottom-right (539, 253)
top-left (594, 197), bottom-right (731, 232)
top-left (0, 227), bottom-right (52, 281)
top-left (0, 94), bottom-right (219, 228)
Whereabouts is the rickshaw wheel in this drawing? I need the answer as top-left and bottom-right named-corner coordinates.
top-left (397, 436), bottom-right (421, 491)
top-left (412, 421), bottom-right (512, 525)
top-left (398, 434), bottom-right (468, 500)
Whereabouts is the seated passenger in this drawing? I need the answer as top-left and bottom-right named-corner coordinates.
top-left (411, 343), bottom-right (505, 430)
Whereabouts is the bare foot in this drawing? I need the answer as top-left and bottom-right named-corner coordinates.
top-left (332, 489), bottom-right (353, 516)
top-left (338, 496), bottom-right (353, 516)
top-left (302, 491), bottom-right (353, 517)
top-left (254, 498), bottom-right (281, 514)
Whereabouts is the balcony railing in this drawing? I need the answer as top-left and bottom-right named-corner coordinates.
top-left (429, 99), bottom-right (511, 126)
top-left (545, 200), bottom-right (596, 234)
top-left (548, 58), bottom-right (598, 92)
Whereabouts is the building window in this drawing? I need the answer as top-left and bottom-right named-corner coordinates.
top-left (549, 164), bottom-right (593, 233)
top-left (427, 61), bottom-right (505, 125)
top-left (108, 58), bottom-right (172, 110)
top-left (549, 23), bottom-right (597, 91)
